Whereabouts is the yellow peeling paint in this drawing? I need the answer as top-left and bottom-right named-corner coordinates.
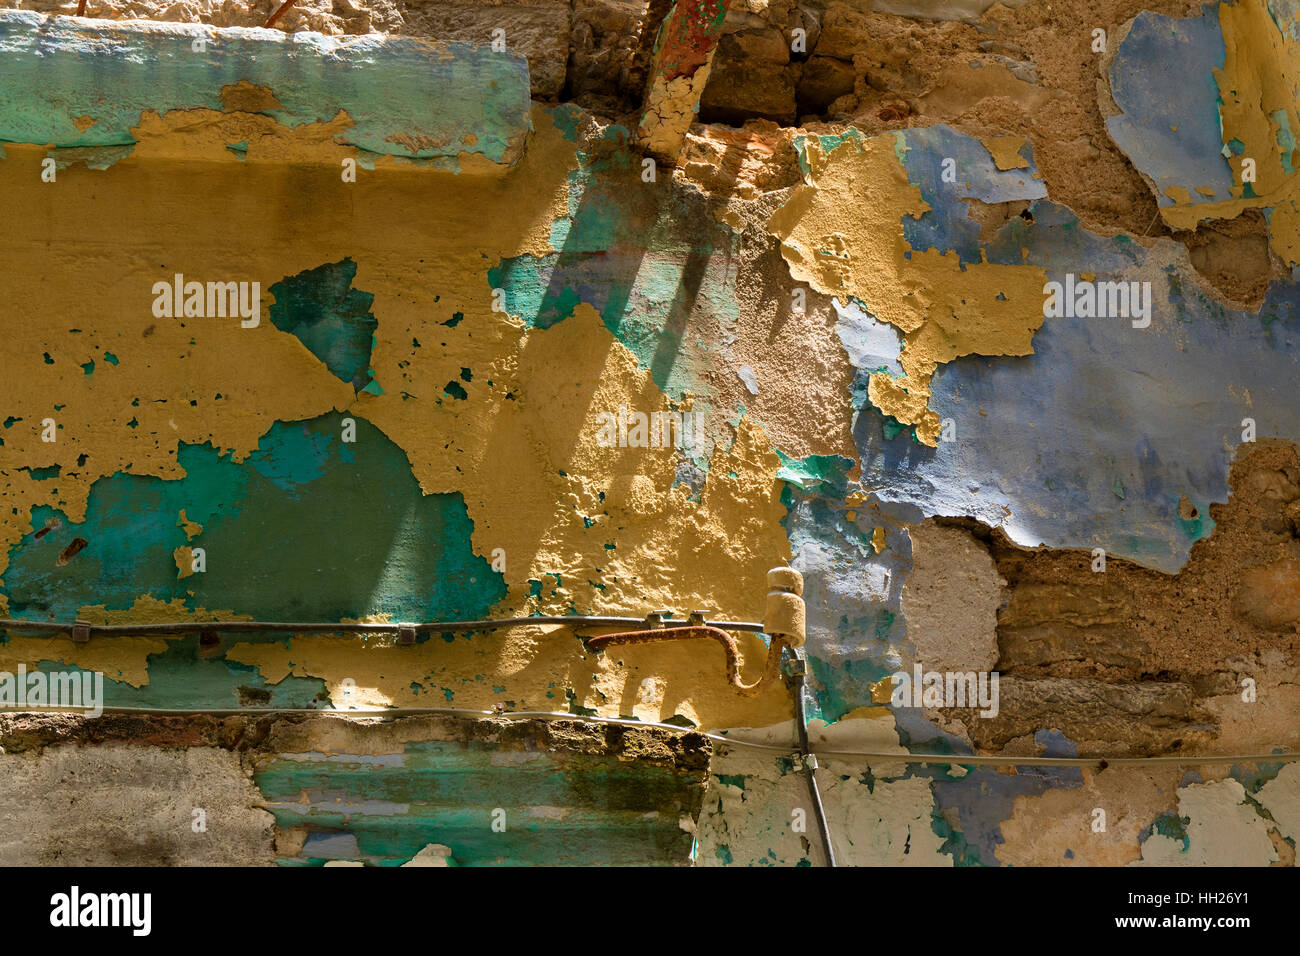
top-left (869, 675), bottom-right (894, 704)
top-left (177, 510), bottom-right (202, 541)
top-left (1161, 0), bottom-right (1300, 264)
top-left (0, 142), bottom-right (358, 586)
top-left (0, 106), bottom-right (572, 587)
top-left (128, 108), bottom-right (363, 166)
top-left (241, 299), bottom-right (796, 729)
top-left (872, 525), bottom-right (886, 553)
top-left (767, 134), bottom-right (1047, 444)
top-left (981, 135), bottom-right (1029, 170)
top-left (173, 546), bottom-right (194, 579)
top-left (1, 106), bottom-right (795, 728)
top-left (361, 299), bottom-right (790, 609)
top-left (637, 66), bottom-right (715, 163)
top-left (1216, 0), bottom-right (1300, 263)
top-left (0, 633), bottom-right (167, 688)
top-left (229, 613), bottom-right (792, 729)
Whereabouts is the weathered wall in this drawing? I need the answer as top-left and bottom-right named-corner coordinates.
top-left (0, 0), bottom-right (1297, 865)
top-left (0, 713), bottom-right (708, 864)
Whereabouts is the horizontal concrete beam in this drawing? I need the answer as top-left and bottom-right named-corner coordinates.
top-left (0, 11), bottom-right (532, 169)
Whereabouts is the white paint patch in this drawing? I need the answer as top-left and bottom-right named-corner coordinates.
top-left (1255, 763), bottom-right (1300, 842)
top-left (402, 844), bottom-right (453, 866)
top-left (833, 299), bottom-right (904, 377)
top-left (1135, 779), bottom-right (1279, 866)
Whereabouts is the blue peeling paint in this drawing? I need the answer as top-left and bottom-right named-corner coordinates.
top-left (842, 179), bottom-right (1300, 571)
top-left (1106, 8), bottom-right (1235, 206)
top-left (896, 124), bottom-right (1047, 264)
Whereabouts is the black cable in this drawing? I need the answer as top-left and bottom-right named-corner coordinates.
top-left (0, 614), bottom-right (766, 639)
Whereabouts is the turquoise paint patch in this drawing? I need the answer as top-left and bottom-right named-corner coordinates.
top-left (1140, 811), bottom-right (1192, 852)
top-left (485, 257), bottom-right (584, 330)
top-left (792, 128), bottom-right (865, 179)
top-left (2, 412), bottom-right (505, 628)
top-left (489, 110), bottom-right (738, 411)
top-left (268, 258), bottom-right (377, 391)
top-left (253, 738), bottom-right (707, 867)
top-left (1230, 759), bottom-right (1287, 791)
top-left (1273, 109), bottom-right (1297, 173)
top-left (1177, 496), bottom-right (1214, 540)
top-left (59, 636), bottom-right (328, 710)
top-left (775, 451), bottom-right (855, 496)
top-left (549, 102), bottom-right (584, 143)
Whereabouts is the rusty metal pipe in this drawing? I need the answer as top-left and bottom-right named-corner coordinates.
top-left (265, 0), bottom-right (296, 28)
top-left (584, 624), bottom-right (788, 697)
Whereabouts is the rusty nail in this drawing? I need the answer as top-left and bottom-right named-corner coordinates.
top-left (264, 0), bottom-right (296, 28)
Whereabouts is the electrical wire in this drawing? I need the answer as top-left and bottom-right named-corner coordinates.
top-left (0, 615), bottom-right (766, 638)
top-left (785, 646), bottom-right (836, 866)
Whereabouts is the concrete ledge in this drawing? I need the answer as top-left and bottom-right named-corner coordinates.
top-left (0, 11), bottom-right (532, 169)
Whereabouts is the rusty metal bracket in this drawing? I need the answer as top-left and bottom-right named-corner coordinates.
top-left (584, 624), bottom-right (787, 697)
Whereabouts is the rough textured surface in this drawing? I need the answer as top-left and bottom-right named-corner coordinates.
top-left (900, 522), bottom-right (1002, 672)
top-left (1, 0), bottom-right (1298, 868)
top-left (0, 713), bottom-right (709, 865)
top-left (0, 743), bottom-right (276, 865)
